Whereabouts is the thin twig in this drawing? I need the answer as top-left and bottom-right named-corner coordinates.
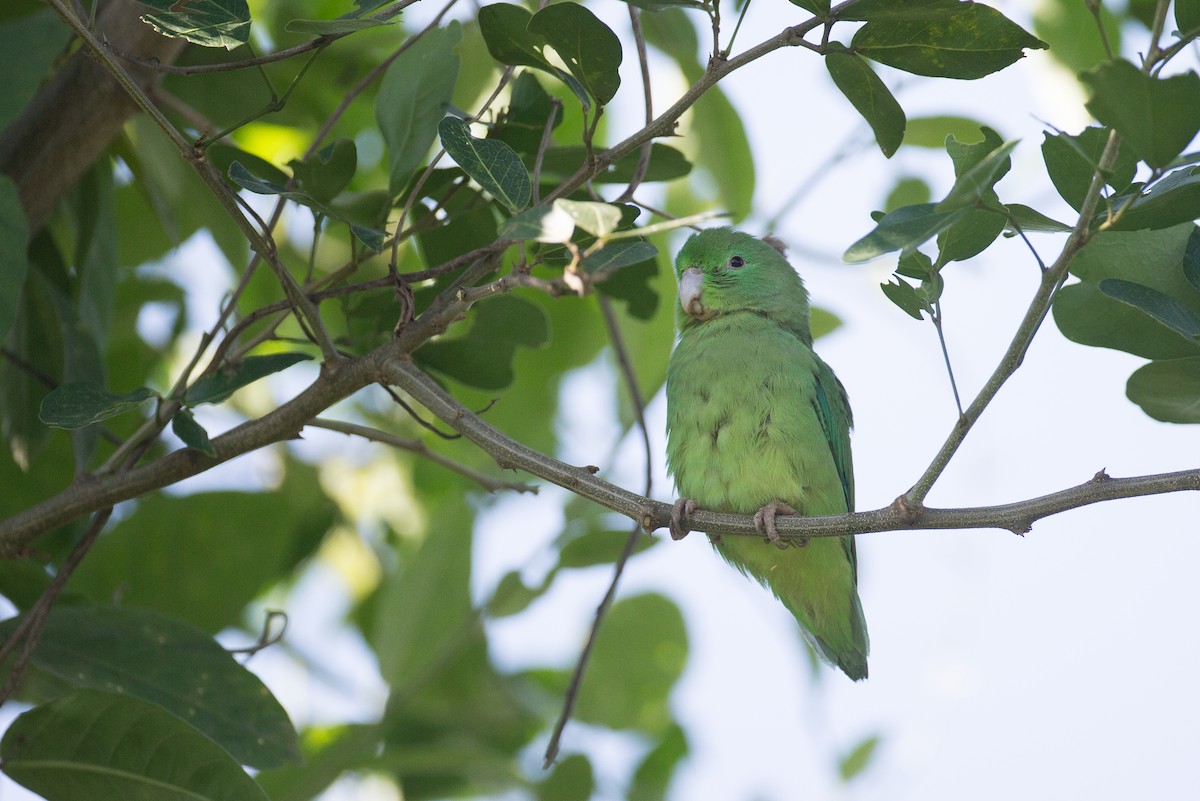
top-left (0, 507), bottom-right (112, 704)
top-left (616, 5), bottom-right (654, 204)
top-left (543, 295), bottom-right (654, 766)
top-left (307, 418), bottom-right (538, 493)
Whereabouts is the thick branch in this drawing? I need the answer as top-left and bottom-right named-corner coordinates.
top-left (0, 0), bottom-right (185, 230)
top-left (385, 359), bottom-right (1200, 540)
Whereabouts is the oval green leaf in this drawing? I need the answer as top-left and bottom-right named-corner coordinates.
top-left (825, 51), bottom-right (905, 158)
top-left (38, 383), bottom-right (156, 429)
top-left (1, 689), bottom-right (269, 800)
top-left (0, 606), bottom-right (299, 767)
top-left (377, 22), bottom-right (462, 196)
top-left (1127, 356), bottom-right (1200, 423)
top-left (438, 116), bottom-right (531, 211)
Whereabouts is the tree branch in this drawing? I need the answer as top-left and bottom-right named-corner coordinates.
top-left (384, 359), bottom-right (1200, 541)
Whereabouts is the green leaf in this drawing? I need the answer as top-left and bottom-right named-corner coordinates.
top-left (284, 17), bottom-right (391, 34)
top-left (478, 4), bottom-right (590, 108)
top-left (502, 204), bottom-right (577, 242)
top-left (1104, 167), bottom-right (1200, 232)
top-left (629, 724), bottom-right (688, 801)
top-left (536, 143), bottom-right (692, 184)
top-left (1082, 60), bottom-right (1200, 169)
top-left (487, 570), bottom-right (550, 618)
top-left (416, 294), bottom-right (550, 389)
top-left (555, 199), bottom-right (623, 237)
top-left (1003, 203), bottom-right (1072, 234)
top-left (1184, 227), bottom-right (1200, 293)
top-left (556, 528), bottom-right (654, 569)
top-left (618, 0), bottom-right (707, 9)
top-left (852, 2), bottom-right (1047, 79)
top-left (227, 162), bottom-right (386, 250)
top-left (574, 593), bottom-right (687, 733)
top-left (538, 754), bottom-right (594, 801)
top-left (136, 0), bottom-right (251, 49)
top-left (38, 383), bottom-right (156, 429)
top-left (70, 462), bottom-right (334, 633)
top-left (642, 10), bottom-right (754, 220)
top-left (288, 138), bottom-right (357, 204)
top-left (1098, 278), bottom-right (1200, 340)
top-left (0, 9), bottom-right (75, 131)
top-left (1041, 126), bottom-right (1138, 212)
top-left (0, 606), bottom-right (299, 768)
top-left (377, 22), bottom-right (461, 196)
top-left (526, 3), bottom-right (623, 106)
top-left (844, 203), bottom-right (968, 262)
top-left (371, 498), bottom-right (474, 689)
top-left (880, 277), bottom-right (928, 320)
top-left (902, 115), bottom-right (987, 148)
top-left (583, 240), bottom-right (659, 274)
top-left (172, 408), bottom-right (217, 456)
top-left (596, 257), bottom-right (659, 319)
top-left (1, 690), bottom-right (269, 800)
top-left (0, 176), bottom-right (28, 345)
top-left (884, 177), bottom-right (931, 211)
top-left (789, 0), bottom-right (829, 13)
top-left (185, 352), bottom-right (312, 405)
top-left (938, 139), bottom-right (1017, 210)
top-left (491, 71), bottom-right (563, 154)
top-left (1053, 224), bottom-right (1200, 359)
top-left (1179, 0), bottom-right (1200, 35)
top-left (438, 116), bottom-right (531, 212)
top-left (839, 734), bottom-right (881, 782)
top-left (1034, 0), bottom-right (1121, 74)
top-left (1126, 356), bottom-right (1200, 422)
top-left (936, 207), bottom-right (1006, 264)
top-left (825, 50), bottom-right (905, 158)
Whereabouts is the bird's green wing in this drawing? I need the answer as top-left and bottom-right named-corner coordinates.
top-left (811, 358), bottom-right (857, 574)
top-left (811, 358), bottom-right (854, 512)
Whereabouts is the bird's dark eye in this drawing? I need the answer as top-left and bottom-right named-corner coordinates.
top-left (729, 255), bottom-right (745, 269)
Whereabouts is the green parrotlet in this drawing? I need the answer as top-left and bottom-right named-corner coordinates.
top-left (665, 227), bottom-right (869, 680)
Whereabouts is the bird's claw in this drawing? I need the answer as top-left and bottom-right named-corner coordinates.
top-left (754, 500), bottom-right (799, 550)
top-left (670, 498), bottom-right (697, 541)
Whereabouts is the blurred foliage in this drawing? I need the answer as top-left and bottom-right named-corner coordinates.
top-left (0, 0), bottom-right (1197, 799)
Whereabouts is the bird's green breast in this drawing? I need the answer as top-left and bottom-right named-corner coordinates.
top-left (665, 313), bottom-right (847, 517)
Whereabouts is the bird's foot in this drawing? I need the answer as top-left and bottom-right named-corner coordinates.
top-left (670, 498), bottom-right (697, 541)
top-left (754, 500), bottom-right (799, 550)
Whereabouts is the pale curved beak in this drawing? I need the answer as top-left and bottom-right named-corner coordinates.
top-left (678, 266), bottom-right (715, 320)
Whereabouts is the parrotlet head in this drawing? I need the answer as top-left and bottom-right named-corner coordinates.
top-left (674, 227), bottom-right (812, 337)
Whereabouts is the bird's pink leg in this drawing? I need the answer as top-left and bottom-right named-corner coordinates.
top-left (754, 500), bottom-right (799, 550)
top-left (670, 498), bottom-right (697, 541)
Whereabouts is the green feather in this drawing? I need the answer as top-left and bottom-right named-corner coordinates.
top-left (665, 227), bottom-right (869, 680)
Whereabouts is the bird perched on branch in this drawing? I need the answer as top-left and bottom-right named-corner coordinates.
top-left (665, 227), bottom-right (869, 680)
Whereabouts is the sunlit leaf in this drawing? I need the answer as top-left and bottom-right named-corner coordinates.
top-left (526, 3), bottom-right (622, 106)
top-left (136, 0), bottom-right (251, 49)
